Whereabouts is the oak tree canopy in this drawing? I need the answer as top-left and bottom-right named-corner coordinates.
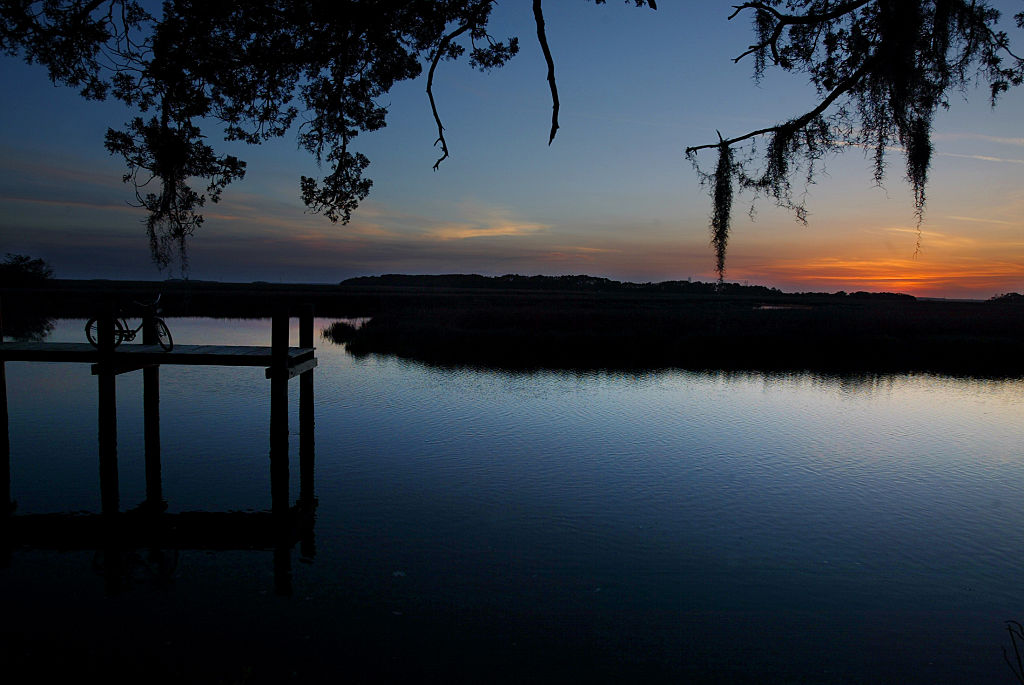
top-left (2, 1), bottom-right (1020, 276)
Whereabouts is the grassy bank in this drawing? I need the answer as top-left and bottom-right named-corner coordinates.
top-left (334, 297), bottom-right (1024, 375)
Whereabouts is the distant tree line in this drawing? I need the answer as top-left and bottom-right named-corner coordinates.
top-left (339, 273), bottom-right (915, 300)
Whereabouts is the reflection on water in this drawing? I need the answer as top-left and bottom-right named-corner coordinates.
top-left (2, 318), bottom-right (1024, 683)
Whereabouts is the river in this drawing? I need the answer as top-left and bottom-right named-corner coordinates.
top-left (3, 317), bottom-right (1023, 683)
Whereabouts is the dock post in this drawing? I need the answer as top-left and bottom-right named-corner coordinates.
top-left (142, 322), bottom-right (163, 511)
top-left (298, 304), bottom-right (316, 559)
top-left (1, 355), bottom-right (8, 567)
top-left (1, 358), bottom-right (9, 518)
top-left (1, 298), bottom-right (10, 517)
top-left (270, 308), bottom-right (290, 517)
top-left (270, 307), bottom-right (292, 595)
top-left (299, 305), bottom-right (315, 508)
top-left (1, 361), bottom-right (8, 515)
top-left (97, 307), bottom-right (119, 516)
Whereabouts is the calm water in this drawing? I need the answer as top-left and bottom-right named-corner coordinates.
top-left (3, 318), bottom-right (1024, 683)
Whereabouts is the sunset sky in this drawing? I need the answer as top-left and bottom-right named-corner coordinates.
top-left (1, 1), bottom-right (1022, 298)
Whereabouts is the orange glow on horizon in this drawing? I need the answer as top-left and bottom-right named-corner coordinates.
top-left (732, 257), bottom-right (1024, 297)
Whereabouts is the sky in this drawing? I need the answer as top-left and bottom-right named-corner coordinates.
top-left (1, 1), bottom-right (1023, 298)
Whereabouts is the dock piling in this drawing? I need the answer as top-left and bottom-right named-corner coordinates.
top-left (1, 359), bottom-right (9, 517)
top-left (270, 309), bottom-right (290, 518)
top-left (1, 297), bottom-right (9, 569)
top-left (142, 321), bottom-right (162, 511)
top-left (97, 304), bottom-right (119, 515)
top-left (1, 298), bottom-right (10, 518)
top-left (299, 305), bottom-right (315, 510)
top-left (298, 304), bottom-right (316, 559)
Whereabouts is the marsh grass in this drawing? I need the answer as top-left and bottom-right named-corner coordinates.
top-left (338, 297), bottom-right (1024, 374)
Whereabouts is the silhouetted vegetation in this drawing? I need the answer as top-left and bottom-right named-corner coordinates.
top-left (321, 321), bottom-right (359, 344)
top-left (0, 253), bottom-right (53, 286)
top-left (341, 273), bottom-right (915, 300)
top-left (0, 254), bottom-right (55, 340)
top-left (687, 1), bottom-right (1024, 277)
top-left (344, 272), bottom-right (782, 295)
top-left (331, 296), bottom-right (1023, 375)
top-left (0, 1), bottom-right (652, 267)
top-left (4, 3), bottom-right (1018, 276)
top-left (321, 275), bottom-right (1013, 375)
top-left (990, 292), bottom-right (1024, 304)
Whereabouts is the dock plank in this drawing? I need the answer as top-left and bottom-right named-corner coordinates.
top-left (1, 342), bottom-right (315, 368)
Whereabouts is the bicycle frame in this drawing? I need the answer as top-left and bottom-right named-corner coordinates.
top-left (114, 315), bottom-right (146, 343)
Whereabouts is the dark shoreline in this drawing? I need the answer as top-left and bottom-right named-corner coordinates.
top-left (3, 278), bottom-right (1022, 376)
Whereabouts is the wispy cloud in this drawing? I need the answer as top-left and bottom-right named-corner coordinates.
top-left (879, 225), bottom-right (982, 250)
top-left (537, 245), bottom-right (623, 265)
top-left (198, 193), bottom-right (410, 242)
top-left (943, 215), bottom-right (1019, 226)
top-left (831, 137), bottom-right (1024, 164)
top-left (934, 133), bottom-right (1024, 147)
top-left (883, 226), bottom-right (948, 238)
top-left (938, 152), bottom-right (1024, 165)
top-left (0, 147), bottom-right (127, 190)
top-left (429, 221), bottom-right (548, 240)
top-left (425, 203), bottom-right (549, 241)
top-left (0, 195), bottom-right (141, 213)
top-left (562, 246), bottom-right (621, 254)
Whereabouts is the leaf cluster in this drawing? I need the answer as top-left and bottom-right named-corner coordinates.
top-left (2, 0), bottom-right (526, 268)
top-left (1, 0), bottom-right (151, 99)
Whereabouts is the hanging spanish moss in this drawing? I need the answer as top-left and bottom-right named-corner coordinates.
top-left (903, 116), bottom-right (932, 224)
top-left (711, 142), bottom-right (734, 283)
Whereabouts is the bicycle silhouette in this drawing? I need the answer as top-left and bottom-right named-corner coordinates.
top-left (86, 295), bottom-right (174, 351)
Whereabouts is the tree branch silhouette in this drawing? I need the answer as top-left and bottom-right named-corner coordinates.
top-left (533, 0), bottom-right (559, 145)
top-left (686, 60), bottom-right (872, 155)
top-left (428, 21), bottom-right (475, 171)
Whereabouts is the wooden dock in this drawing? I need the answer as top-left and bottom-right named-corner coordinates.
top-left (0, 342), bottom-right (317, 376)
top-left (0, 342), bottom-right (314, 365)
top-left (1, 307), bottom-right (319, 593)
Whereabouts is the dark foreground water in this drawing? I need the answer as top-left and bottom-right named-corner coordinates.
top-left (3, 318), bottom-right (1024, 683)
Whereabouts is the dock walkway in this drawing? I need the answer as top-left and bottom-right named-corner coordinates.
top-left (0, 342), bottom-right (315, 367)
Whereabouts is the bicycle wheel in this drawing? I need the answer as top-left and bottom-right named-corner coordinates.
top-left (85, 318), bottom-right (99, 347)
top-left (154, 318), bottom-right (174, 351)
top-left (85, 317), bottom-right (126, 348)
